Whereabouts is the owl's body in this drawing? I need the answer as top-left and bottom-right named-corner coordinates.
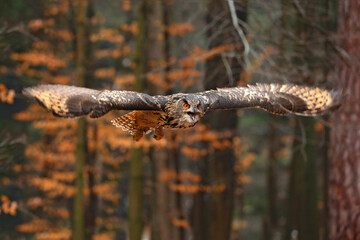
top-left (111, 94), bottom-right (206, 140)
top-left (23, 83), bottom-right (342, 141)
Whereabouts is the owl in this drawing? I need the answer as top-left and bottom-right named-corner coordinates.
top-left (23, 83), bottom-right (342, 141)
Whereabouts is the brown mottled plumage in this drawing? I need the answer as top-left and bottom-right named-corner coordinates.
top-left (23, 83), bottom-right (342, 141)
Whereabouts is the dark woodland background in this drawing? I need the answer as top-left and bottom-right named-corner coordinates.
top-left (0, 0), bottom-right (359, 239)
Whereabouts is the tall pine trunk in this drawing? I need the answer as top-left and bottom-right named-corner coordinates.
top-left (284, 1), bottom-right (328, 240)
top-left (264, 116), bottom-right (280, 240)
top-left (73, 0), bottom-right (87, 239)
top-left (328, 0), bottom-right (360, 239)
top-left (192, 1), bottom-right (247, 239)
top-left (128, 2), bottom-right (148, 240)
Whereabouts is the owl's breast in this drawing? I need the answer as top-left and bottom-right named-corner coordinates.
top-left (164, 116), bottom-right (199, 129)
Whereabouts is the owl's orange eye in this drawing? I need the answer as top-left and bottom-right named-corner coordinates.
top-left (183, 103), bottom-right (190, 109)
top-left (197, 104), bottom-right (201, 109)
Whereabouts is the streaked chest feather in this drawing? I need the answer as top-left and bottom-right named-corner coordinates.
top-left (137, 111), bottom-right (198, 129)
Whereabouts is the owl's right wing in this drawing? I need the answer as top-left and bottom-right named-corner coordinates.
top-left (198, 83), bottom-right (342, 116)
top-left (23, 84), bottom-right (169, 118)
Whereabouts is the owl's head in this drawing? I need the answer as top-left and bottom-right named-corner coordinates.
top-left (166, 94), bottom-right (207, 127)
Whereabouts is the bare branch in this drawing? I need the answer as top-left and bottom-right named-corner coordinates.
top-left (226, 0), bottom-right (250, 67)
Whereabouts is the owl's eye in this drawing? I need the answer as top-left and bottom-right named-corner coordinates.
top-left (183, 103), bottom-right (190, 109)
top-left (197, 104), bottom-right (201, 110)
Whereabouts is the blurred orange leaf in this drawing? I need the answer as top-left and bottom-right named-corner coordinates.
top-left (164, 23), bottom-right (195, 36)
top-left (0, 84), bottom-right (15, 104)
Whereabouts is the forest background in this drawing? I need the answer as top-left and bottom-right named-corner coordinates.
top-left (0, 0), bottom-right (358, 240)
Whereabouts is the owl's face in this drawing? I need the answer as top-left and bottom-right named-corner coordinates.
top-left (169, 95), bottom-right (206, 127)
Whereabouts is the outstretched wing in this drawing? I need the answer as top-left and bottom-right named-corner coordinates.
top-left (198, 83), bottom-right (342, 116)
top-left (23, 84), bottom-right (168, 118)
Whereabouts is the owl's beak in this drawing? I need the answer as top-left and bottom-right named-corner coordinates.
top-left (187, 110), bottom-right (196, 121)
top-left (191, 108), bottom-right (197, 121)
top-left (189, 113), bottom-right (196, 121)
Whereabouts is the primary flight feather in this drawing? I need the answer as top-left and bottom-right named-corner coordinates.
top-left (23, 83), bottom-right (342, 141)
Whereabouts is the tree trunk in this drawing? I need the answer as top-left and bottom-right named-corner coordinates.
top-left (285, 117), bottom-right (318, 240)
top-left (82, 1), bottom-right (96, 239)
top-left (192, 1), bottom-right (247, 240)
top-left (264, 116), bottom-right (280, 240)
top-left (283, 1), bottom-right (329, 239)
top-left (328, 0), bottom-right (360, 239)
top-left (128, 2), bottom-right (148, 239)
top-left (73, 0), bottom-right (87, 239)
top-left (129, 147), bottom-right (144, 240)
top-left (299, 118), bottom-right (318, 240)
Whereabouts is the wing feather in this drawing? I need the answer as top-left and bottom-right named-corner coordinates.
top-left (23, 84), bottom-right (168, 118)
top-left (198, 83), bottom-right (342, 116)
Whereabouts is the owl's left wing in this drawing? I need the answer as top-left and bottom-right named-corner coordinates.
top-left (198, 83), bottom-right (342, 116)
top-left (23, 84), bottom-right (169, 118)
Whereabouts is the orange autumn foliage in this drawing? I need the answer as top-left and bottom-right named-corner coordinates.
top-left (28, 19), bottom-right (55, 31)
top-left (95, 46), bottom-right (131, 59)
top-left (146, 68), bottom-right (202, 90)
top-left (275, 148), bottom-right (291, 159)
top-left (35, 229), bottom-right (71, 240)
top-left (166, 69), bottom-right (202, 81)
top-left (159, 169), bottom-right (201, 183)
top-left (31, 177), bottom-right (75, 198)
top-left (43, 206), bottom-right (70, 219)
top-left (190, 44), bottom-right (233, 62)
top-left (51, 171), bottom-right (76, 183)
top-left (32, 120), bottom-right (76, 131)
top-left (91, 29), bottom-right (124, 43)
top-left (12, 2), bottom-right (141, 238)
top-left (11, 51), bottom-right (67, 71)
top-left (26, 197), bottom-right (43, 209)
top-left (178, 58), bottom-right (196, 68)
top-left (44, 29), bottom-right (74, 41)
top-left (114, 74), bottom-right (135, 86)
top-left (16, 219), bottom-right (50, 233)
top-left (93, 182), bottom-right (121, 204)
top-left (44, 1), bottom-right (69, 16)
top-left (233, 137), bottom-right (256, 186)
top-left (172, 218), bottom-right (189, 228)
top-left (121, 22), bottom-right (138, 35)
top-left (314, 121), bottom-right (324, 132)
top-left (168, 183), bottom-right (226, 193)
top-left (281, 135), bottom-right (293, 144)
top-left (164, 23), bottom-right (195, 36)
top-left (2, 177), bottom-right (10, 186)
top-left (25, 142), bottom-right (76, 171)
top-left (11, 1), bottom-right (261, 237)
top-left (0, 195), bottom-right (17, 216)
top-left (0, 65), bottom-right (7, 74)
top-left (0, 84), bottom-right (15, 104)
top-left (93, 232), bottom-right (116, 240)
top-left (52, 75), bottom-right (71, 84)
top-left (95, 67), bottom-right (116, 79)
top-left (181, 146), bottom-right (208, 161)
top-left (32, 41), bottom-right (51, 50)
top-left (146, 72), bottom-right (171, 89)
top-left (122, 0), bottom-right (131, 11)
top-left (186, 125), bottom-right (233, 144)
top-left (148, 59), bottom-right (169, 68)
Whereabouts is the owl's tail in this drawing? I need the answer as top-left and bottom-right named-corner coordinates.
top-left (111, 111), bottom-right (149, 141)
top-left (111, 112), bottom-right (136, 133)
top-left (249, 84), bottom-right (343, 116)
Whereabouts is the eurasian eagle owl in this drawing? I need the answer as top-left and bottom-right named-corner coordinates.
top-left (23, 83), bottom-right (342, 141)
